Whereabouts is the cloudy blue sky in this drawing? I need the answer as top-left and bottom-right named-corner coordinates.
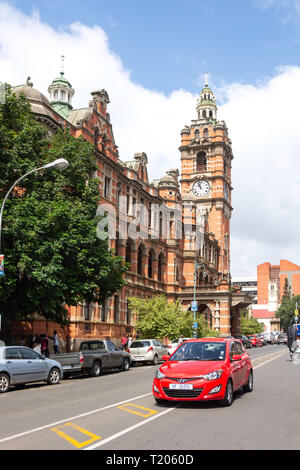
top-left (1, 0), bottom-right (300, 278)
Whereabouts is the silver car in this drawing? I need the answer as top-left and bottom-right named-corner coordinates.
top-left (0, 346), bottom-right (63, 393)
top-left (129, 339), bottom-right (167, 365)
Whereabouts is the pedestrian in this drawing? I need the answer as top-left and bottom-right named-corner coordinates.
top-left (178, 335), bottom-right (184, 345)
top-left (49, 330), bottom-right (59, 354)
top-left (287, 325), bottom-right (297, 360)
top-left (121, 334), bottom-right (128, 351)
top-left (33, 341), bottom-right (41, 355)
top-left (40, 334), bottom-right (49, 357)
top-left (127, 333), bottom-right (133, 349)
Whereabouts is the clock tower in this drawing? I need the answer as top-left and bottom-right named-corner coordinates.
top-left (179, 77), bottom-right (235, 334)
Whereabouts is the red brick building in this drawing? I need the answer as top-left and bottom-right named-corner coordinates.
top-left (252, 259), bottom-right (300, 331)
top-left (5, 73), bottom-right (250, 350)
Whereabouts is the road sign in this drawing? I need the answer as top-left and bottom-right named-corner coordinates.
top-left (191, 301), bottom-right (198, 312)
top-left (193, 322), bottom-right (198, 329)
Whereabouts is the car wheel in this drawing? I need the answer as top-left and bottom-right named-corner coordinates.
top-left (47, 367), bottom-right (61, 385)
top-left (155, 397), bottom-right (167, 405)
top-left (0, 373), bottom-right (10, 393)
top-left (122, 358), bottom-right (130, 372)
top-left (221, 379), bottom-right (233, 407)
top-left (90, 361), bottom-right (101, 377)
top-left (243, 369), bottom-right (253, 393)
top-left (152, 355), bottom-right (158, 365)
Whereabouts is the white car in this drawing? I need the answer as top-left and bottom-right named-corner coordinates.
top-left (167, 338), bottom-right (193, 356)
top-left (129, 339), bottom-right (168, 365)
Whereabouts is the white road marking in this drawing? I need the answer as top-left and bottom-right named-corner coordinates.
top-left (0, 392), bottom-right (152, 445)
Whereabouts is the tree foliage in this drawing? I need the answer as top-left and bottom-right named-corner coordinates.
top-left (276, 295), bottom-right (300, 331)
top-left (240, 310), bottom-right (265, 335)
top-left (128, 295), bottom-right (219, 341)
top-left (0, 88), bottom-right (127, 325)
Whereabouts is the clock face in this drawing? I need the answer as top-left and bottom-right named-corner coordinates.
top-left (192, 180), bottom-right (210, 198)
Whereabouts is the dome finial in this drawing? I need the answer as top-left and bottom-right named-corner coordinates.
top-left (205, 72), bottom-right (209, 87)
top-left (61, 54), bottom-right (65, 76)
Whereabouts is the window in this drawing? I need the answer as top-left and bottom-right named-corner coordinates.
top-left (196, 151), bottom-right (207, 172)
top-left (20, 348), bottom-right (41, 360)
top-left (5, 348), bottom-right (22, 359)
top-left (89, 341), bottom-right (105, 350)
top-left (104, 176), bottom-right (111, 198)
top-left (106, 340), bottom-right (117, 351)
top-left (114, 295), bottom-right (119, 323)
top-left (209, 110), bottom-right (213, 118)
top-left (158, 253), bottom-right (163, 282)
top-left (138, 244), bottom-right (143, 275)
top-left (203, 128), bottom-right (209, 137)
top-left (203, 110), bottom-right (207, 118)
top-left (148, 249), bottom-right (154, 278)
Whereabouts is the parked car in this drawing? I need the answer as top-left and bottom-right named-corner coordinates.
top-left (247, 335), bottom-right (263, 347)
top-left (257, 334), bottom-right (268, 346)
top-left (234, 335), bottom-right (252, 349)
top-left (51, 339), bottom-right (132, 377)
top-left (153, 338), bottom-right (253, 407)
top-left (167, 338), bottom-right (193, 356)
top-left (0, 346), bottom-right (63, 393)
top-left (129, 339), bottom-right (168, 365)
top-left (261, 332), bottom-right (276, 344)
top-left (277, 333), bottom-right (287, 345)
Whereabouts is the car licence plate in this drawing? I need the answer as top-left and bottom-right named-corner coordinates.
top-left (62, 365), bottom-right (72, 370)
top-left (134, 356), bottom-right (144, 360)
top-left (169, 384), bottom-right (193, 390)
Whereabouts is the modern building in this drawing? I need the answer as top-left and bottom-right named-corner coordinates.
top-left (4, 73), bottom-right (251, 349)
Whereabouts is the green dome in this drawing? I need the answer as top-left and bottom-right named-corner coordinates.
top-left (50, 72), bottom-right (72, 89)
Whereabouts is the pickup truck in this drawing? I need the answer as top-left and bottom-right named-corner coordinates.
top-left (51, 339), bottom-right (131, 377)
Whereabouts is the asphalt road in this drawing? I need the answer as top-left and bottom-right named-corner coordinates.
top-left (0, 344), bottom-right (298, 451)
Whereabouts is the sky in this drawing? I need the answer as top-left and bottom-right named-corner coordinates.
top-left (1, 0), bottom-right (300, 279)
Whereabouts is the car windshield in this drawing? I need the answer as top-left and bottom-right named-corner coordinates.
top-left (170, 342), bottom-right (226, 362)
top-left (130, 341), bottom-right (151, 348)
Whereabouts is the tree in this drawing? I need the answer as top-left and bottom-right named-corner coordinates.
top-left (128, 295), bottom-right (219, 340)
top-left (240, 311), bottom-right (264, 335)
top-left (276, 295), bottom-right (300, 331)
top-left (0, 88), bottom-right (127, 325)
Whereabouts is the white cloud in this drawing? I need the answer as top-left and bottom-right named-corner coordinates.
top-left (1, 2), bottom-right (300, 278)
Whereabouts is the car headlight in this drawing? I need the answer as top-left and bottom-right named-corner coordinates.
top-left (155, 370), bottom-right (165, 380)
top-left (201, 369), bottom-right (223, 381)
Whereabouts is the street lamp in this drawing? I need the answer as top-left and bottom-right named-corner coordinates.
top-left (0, 158), bottom-right (69, 261)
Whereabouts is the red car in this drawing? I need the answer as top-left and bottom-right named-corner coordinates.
top-left (152, 338), bottom-right (253, 407)
top-left (247, 335), bottom-right (263, 347)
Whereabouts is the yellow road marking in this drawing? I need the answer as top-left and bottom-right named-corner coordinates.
top-left (51, 422), bottom-right (101, 449)
top-left (118, 403), bottom-right (158, 418)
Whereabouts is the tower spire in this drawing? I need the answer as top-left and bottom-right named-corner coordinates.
top-left (61, 55), bottom-right (65, 75)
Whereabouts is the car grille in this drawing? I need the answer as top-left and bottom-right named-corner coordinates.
top-left (164, 377), bottom-right (203, 382)
top-left (163, 387), bottom-right (203, 398)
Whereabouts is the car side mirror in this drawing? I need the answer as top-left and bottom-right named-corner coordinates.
top-left (162, 355), bottom-right (169, 362)
top-left (232, 354), bottom-right (242, 361)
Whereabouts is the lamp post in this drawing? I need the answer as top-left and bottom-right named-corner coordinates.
top-left (192, 260), bottom-right (206, 338)
top-left (0, 158), bottom-right (69, 269)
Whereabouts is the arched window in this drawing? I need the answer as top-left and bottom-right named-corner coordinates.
top-left (195, 129), bottom-right (200, 139)
top-left (203, 110), bottom-right (207, 118)
top-left (209, 110), bottom-right (213, 118)
top-left (196, 151), bottom-right (207, 172)
top-left (158, 253), bottom-right (163, 282)
top-left (137, 244), bottom-right (144, 275)
top-left (204, 128), bottom-right (209, 137)
top-left (126, 240), bottom-right (132, 267)
top-left (148, 249), bottom-right (154, 278)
